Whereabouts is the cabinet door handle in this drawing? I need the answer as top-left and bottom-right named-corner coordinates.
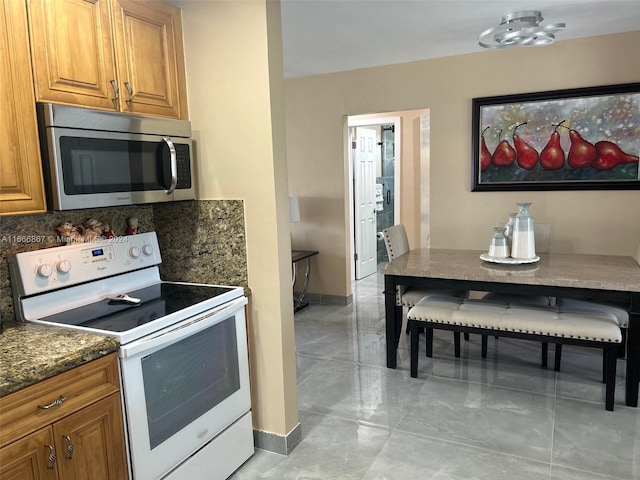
top-left (110, 79), bottom-right (119, 101)
top-left (63, 435), bottom-right (74, 459)
top-left (37, 395), bottom-right (66, 409)
top-left (45, 444), bottom-right (56, 469)
top-left (124, 81), bottom-right (134, 102)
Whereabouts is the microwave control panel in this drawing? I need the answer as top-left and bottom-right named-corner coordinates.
top-left (175, 144), bottom-right (192, 189)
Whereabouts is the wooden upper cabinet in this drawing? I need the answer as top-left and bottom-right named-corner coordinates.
top-left (111, 0), bottom-right (188, 119)
top-left (28, 0), bottom-right (118, 111)
top-left (0, 0), bottom-right (46, 215)
top-left (27, 0), bottom-right (188, 119)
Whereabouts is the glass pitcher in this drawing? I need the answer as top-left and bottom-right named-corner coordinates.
top-left (504, 212), bottom-right (517, 250)
top-left (511, 202), bottom-right (536, 259)
top-left (488, 227), bottom-right (509, 258)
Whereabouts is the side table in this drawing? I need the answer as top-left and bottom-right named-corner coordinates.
top-left (292, 250), bottom-right (318, 312)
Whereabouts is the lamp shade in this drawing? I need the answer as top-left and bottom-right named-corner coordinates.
top-left (289, 197), bottom-right (300, 222)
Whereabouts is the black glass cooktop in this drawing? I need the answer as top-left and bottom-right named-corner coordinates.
top-left (40, 283), bottom-right (235, 333)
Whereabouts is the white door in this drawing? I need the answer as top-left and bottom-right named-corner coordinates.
top-left (354, 127), bottom-right (377, 279)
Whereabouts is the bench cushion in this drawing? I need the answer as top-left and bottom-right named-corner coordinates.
top-left (408, 297), bottom-right (621, 343)
top-left (557, 297), bottom-right (629, 328)
top-left (396, 286), bottom-right (466, 307)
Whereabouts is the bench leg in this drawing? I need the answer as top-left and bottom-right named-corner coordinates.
top-left (618, 328), bottom-right (626, 358)
top-left (454, 331), bottom-right (461, 357)
top-left (604, 345), bottom-right (617, 411)
top-left (481, 335), bottom-right (488, 358)
top-left (463, 332), bottom-right (470, 341)
top-left (410, 320), bottom-right (419, 378)
top-left (541, 342), bottom-right (548, 368)
top-left (426, 327), bottom-right (433, 357)
top-left (554, 344), bottom-right (562, 371)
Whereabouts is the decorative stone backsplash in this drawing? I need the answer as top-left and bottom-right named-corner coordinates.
top-left (0, 200), bottom-right (247, 325)
top-left (153, 200), bottom-right (248, 287)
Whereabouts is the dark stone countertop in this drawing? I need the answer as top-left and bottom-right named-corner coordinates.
top-left (0, 322), bottom-right (119, 397)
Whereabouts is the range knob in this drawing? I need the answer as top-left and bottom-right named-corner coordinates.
top-left (128, 246), bottom-right (141, 259)
top-left (142, 244), bottom-right (154, 256)
top-left (36, 263), bottom-right (53, 278)
top-left (56, 259), bottom-right (71, 274)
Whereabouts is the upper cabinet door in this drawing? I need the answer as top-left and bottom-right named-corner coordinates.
top-left (111, 0), bottom-right (188, 119)
top-left (28, 0), bottom-right (118, 111)
top-left (0, 0), bottom-right (46, 215)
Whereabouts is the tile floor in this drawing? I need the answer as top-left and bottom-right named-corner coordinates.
top-left (231, 273), bottom-right (640, 479)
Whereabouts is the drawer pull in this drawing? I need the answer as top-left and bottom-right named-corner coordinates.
top-left (45, 444), bottom-right (56, 469)
top-left (63, 435), bottom-right (75, 459)
top-left (38, 395), bottom-right (66, 410)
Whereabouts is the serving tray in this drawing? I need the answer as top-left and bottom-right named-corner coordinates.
top-left (480, 253), bottom-right (540, 265)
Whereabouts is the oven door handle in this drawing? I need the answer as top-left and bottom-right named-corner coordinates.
top-left (120, 296), bottom-right (247, 359)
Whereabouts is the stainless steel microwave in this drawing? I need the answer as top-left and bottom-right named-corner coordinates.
top-left (37, 103), bottom-right (195, 211)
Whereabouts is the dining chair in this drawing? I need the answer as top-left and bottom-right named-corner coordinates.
top-left (382, 225), bottom-right (468, 333)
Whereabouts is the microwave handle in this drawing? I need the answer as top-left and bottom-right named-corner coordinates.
top-left (162, 137), bottom-right (177, 194)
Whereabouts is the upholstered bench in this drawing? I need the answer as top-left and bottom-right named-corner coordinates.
top-left (407, 297), bottom-right (622, 411)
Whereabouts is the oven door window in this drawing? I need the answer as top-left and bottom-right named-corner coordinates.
top-left (141, 316), bottom-right (240, 449)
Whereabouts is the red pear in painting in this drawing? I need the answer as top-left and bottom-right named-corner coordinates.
top-left (592, 141), bottom-right (640, 170)
top-left (567, 128), bottom-right (597, 168)
top-left (492, 129), bottom-right (516, 167)
top-left (513, 122), bottom-right (539, 170)
top-left (480, 126), bottom-right (492, 171)
top-left (540, 121), bottom-right (566, 170)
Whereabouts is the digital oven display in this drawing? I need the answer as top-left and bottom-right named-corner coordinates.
top-left (81, 245), bottom-right (113, 264)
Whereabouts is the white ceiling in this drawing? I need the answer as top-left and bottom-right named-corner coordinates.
top-left (280, 0), bottom-right (640, 78)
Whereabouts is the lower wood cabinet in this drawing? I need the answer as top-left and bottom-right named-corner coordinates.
top-left (0, 354), bottom-right (128, 480)
top-left (0, 429), bottom-right (56, 480)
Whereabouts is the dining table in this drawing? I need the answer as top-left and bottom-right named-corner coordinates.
top-left (380, 248), bottom-right (640, 407)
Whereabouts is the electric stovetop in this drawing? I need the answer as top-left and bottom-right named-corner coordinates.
top-left (38, 282), bottom-right (236, 333)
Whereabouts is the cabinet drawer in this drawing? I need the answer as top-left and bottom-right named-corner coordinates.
top-left (0, 353), bottom-right (120, 448)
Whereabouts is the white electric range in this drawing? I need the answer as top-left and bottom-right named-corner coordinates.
top-left (9, 232), bottom-right (254, 480)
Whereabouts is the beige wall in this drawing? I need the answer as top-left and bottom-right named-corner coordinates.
top-left (177, 0), bottom-right (298, 439)
top-left (285, 31), bottom-right (640, 298)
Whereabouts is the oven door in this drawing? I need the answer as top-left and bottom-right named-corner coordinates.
top-left (118, 296), bottom-right (250, 480)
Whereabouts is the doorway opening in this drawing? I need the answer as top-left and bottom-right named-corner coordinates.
top-left (347, 114), bottom-right (400, 281)
top-left (347, 109), bottom-right (430, 282)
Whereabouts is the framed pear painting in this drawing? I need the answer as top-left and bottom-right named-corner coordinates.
top-left (471, 83), bottom-right (640, 191)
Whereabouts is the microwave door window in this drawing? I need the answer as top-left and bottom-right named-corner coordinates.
top-left (60, 137), bottom-right (164, 194)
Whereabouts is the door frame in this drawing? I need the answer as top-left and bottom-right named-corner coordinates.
top-left (347, 115), bottom-right (401, 282)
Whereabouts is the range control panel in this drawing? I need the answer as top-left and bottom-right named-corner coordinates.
top-left (8, 232), bottom-right (162, 297)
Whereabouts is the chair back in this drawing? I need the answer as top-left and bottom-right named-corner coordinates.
top-left (383, 225), bottom-right (410, 261)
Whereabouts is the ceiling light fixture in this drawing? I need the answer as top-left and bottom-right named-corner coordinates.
top-left (478, 10), bottom-right (566, 49)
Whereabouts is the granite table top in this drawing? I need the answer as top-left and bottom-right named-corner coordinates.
top-left (0, 322), bottom-right (119, 397)
top-left (380, 248), bottom-right (640, 292)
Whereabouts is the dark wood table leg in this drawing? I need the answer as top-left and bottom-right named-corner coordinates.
top-left (384, 274), bottom-right (401, 368)
top-left (626, 293), bottom-right (640, 407)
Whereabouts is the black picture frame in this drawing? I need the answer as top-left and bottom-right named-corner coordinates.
top-left (471, 83), bottom-right (640, 191)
